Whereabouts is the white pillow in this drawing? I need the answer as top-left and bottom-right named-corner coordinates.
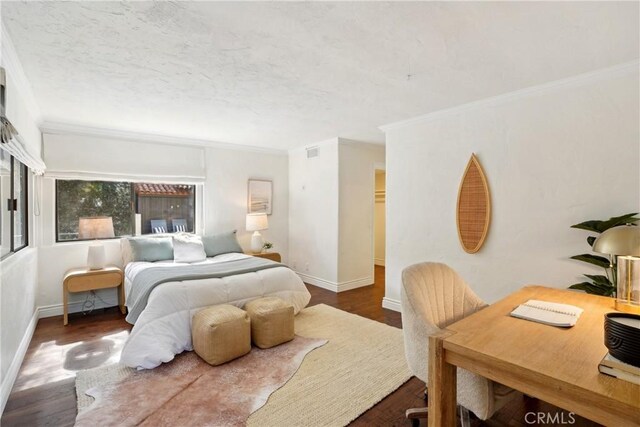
top-left (173, 234), bottom-right (207, 263)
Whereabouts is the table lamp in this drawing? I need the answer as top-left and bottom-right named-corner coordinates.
top-left (79, 216), bottom-right (115, 270)
top-left (246, 213), bottom-right (268, 254)
top-left (593, 224), bottom-right (640, 314)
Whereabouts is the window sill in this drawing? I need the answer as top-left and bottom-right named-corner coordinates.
top-left (50, 239), bottom-right (124, 248)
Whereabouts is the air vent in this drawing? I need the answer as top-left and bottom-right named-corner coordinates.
top-left (306, 146), bottom-right (319, 158)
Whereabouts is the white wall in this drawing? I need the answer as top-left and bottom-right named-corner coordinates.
top-left (288, 138), bottom-right (385, 291)
top-left (204, 146), bottom-right (289, 261)
top-left (289, 139), bottom-right (340, 286)
top-left (1, 249), bottom-right (39, 373)
top-left (374, 172), bottom-right (386, 266)
top-left (338, 141), bottom-right (385, 285)
top-left (0, 30), bottom-right (42, 412)
top-left (383, 66), bottom-right (640, 312)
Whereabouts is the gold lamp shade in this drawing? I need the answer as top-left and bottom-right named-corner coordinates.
top-left (593, 224), bottom-right (640, 314)
top-left (593, 225), bottom-right (640, 257)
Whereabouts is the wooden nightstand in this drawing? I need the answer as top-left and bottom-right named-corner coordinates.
top-left (63, 266), bottom-right (125, 325)
top-left (245, 252), bottom-right (282, 263)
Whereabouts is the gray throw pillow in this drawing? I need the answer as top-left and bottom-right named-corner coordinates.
top-left (202, 230), bottom-right (243, 257)
top-left (128, 237), bottom-right (174, 262)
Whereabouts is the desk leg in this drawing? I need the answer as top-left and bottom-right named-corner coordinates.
top-left (428, 334), bottom-right (457, 427)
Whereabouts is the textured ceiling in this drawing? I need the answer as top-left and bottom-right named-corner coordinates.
top-left (1, 1), bottom-right (638, 150)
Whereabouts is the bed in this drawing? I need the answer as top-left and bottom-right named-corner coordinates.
top-left (119, 251), bottom-right (311, 369)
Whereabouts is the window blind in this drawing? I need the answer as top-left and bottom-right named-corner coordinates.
top-left (0, 132), bottom-right (46, 174)
top-left (43, 133), bottom-right (206, 183)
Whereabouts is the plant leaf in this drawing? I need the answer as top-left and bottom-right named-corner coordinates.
top-left (570, 254), bottom-right (611, 269)
top-left (569, 282), bottom-right (614, 296)
top-left (600, 213), bottom-right (640, 232)
top-left (571, 220), bottom-right (606, 233)
top-left (571, 213), bottom-right (639, 233)
top-left (568, 213), bottom-right (637, 296)
top-left (590, 281), bottom-right (615, 293)
top-left (569, 282), bottom-right (599, 293)
top-left (584, 274), bottom-right (612, 286)
top-left (593, 284), bottom-right (615, 296)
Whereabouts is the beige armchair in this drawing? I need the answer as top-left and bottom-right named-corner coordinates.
top-left (401, 262), bottom-right (520, 426)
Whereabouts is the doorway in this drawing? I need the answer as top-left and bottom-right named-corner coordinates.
top-left (374, 169), bottom-right (386, 268)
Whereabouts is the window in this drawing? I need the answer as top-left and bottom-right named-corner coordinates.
top-left (1, 149), bottom-right (29, 257)
top-left (56, 180), bottom-right (133, 241)
top-left (13, 160), bottom-right (28, 250)
top-left (55, 180), bottom-right (195, 242)
top-left (0, 150), bottom-right (10, 257)
top-left (134, 183), bottom-right (195, 235)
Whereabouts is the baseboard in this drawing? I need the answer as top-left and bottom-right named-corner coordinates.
top-left (297, 272), bottom-right (373, 293)
top-left (38, 297), bottom-right (119, 319)
top-left (0, 308), bottom-right (39, 415)
top-left (374, 258), bottom-right (385, 266)
top-left (297, 272), bottom-right (340, 292)
top-left (382, 297), bottom-right (401, 312)
top-left (336, 276), bottom-right (374, 292)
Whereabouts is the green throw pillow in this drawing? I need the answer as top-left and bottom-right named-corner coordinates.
top-left (129, 237), bottom-right (174, 262)
top-left (202, 230), bottom-right (243, 257)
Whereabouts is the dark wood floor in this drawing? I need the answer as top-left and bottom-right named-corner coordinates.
top-left (2, 266), bottom-right (600, 427)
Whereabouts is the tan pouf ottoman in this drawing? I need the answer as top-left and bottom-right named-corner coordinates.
top-left (192, 304), bottom-right (251, 365)
top-left (245, 297), bottom-right (294, 349)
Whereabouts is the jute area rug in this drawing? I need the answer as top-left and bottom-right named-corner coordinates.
top-left (76, 304), bottom-right (412, 426)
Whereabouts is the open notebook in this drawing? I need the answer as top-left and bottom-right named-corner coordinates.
top-left (510, 299), bottom-right (583, 327)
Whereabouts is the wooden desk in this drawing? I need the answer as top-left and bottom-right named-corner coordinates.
top-left (428, 286), bottom-right (640, 427)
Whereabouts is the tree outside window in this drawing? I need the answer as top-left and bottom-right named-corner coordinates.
top-left (56, 180), bottom-right (195, 241)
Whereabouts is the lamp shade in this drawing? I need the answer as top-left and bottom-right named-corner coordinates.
top-left (78, 216), bottom-right (115, 240)
top-left (246, 213), bottom-right (268, 231)
top-left (593, 225), bottom-right (640, 257)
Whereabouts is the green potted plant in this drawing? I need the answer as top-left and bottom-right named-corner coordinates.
top-left (569, 213), bottom-right (639, 296)
top-left (262, 241), bottom-right (273, 253)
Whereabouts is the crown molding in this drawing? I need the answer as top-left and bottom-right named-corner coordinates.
top-left (380, 60), bottom-right (640, 132)
top-left (337, 137), bottom-right (385, 152)
top-left (0, 25), bottom-right (43, 123)
top-left (39, 120), bottom-right (288, 156)
top-left (288, 137), bottom-right (339, 154)
top-left (289, 136), bottom-right (386, 154)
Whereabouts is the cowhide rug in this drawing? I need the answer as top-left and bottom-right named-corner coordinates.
top-left (76, 336), bottom-right (326, 427)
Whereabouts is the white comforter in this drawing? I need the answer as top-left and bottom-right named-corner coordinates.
top-left (120, 253), bottom-right (310, 369)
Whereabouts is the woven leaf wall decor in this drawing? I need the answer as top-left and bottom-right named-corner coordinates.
top-left (456, 154), bottom-right (491, 253)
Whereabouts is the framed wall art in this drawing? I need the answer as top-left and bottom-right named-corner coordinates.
top-left (247, 179), bottom-right (273, 215)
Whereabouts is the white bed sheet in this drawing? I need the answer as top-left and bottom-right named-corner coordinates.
top-left (120, 253), bottom-right (311, 369)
